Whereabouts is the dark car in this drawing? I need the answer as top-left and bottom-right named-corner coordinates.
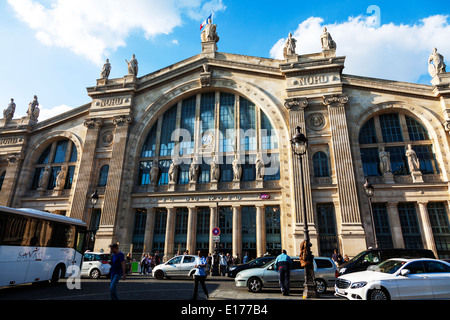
top-left (228, 256), bottom-right (276, 278)
top-left (338, 248), bottom-right (436, 275)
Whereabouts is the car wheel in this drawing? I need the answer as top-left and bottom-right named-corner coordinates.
top-left (90, 268), bottom-right (101, 279)
top-left (368, 288), bottom-right (390, 300)
top-left (315, 279), bottom-right (327, 294)
top-left (50, 264), bottom-right (64, 285)
top-left (154, 270), bottom-right (164, 280)
top-left (247, 277), bottom-right (263, 293)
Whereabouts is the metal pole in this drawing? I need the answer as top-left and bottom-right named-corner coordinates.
top-left (368, 196), bottom-right (378, 249)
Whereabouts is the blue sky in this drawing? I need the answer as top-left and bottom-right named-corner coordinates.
top-left (1, 0), bottom-right (449, 120)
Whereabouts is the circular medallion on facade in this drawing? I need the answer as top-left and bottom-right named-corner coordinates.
top-left (101, 131), bottom-right (114, 146)
top-left (308, 113), bottom-right (326, 131)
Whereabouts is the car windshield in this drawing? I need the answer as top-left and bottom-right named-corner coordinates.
top-left (373, 259), bottom-right (406, 274)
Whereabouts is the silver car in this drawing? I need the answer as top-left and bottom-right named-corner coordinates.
top-left (235, 256), bottom-right (337, 293)
top-left (153, 255), bottom-right (199, 280)
top-left (81, 252), bottom-right (111, 279)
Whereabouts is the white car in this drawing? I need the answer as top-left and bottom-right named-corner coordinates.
top-left (235, 256), bottom-right (337, 293)
top-left (335, 258), bottom-right (450, 300)
top-left (153, 255), bottom-right (198, 280)
top-left (81, 252), bottom-right (111, 279)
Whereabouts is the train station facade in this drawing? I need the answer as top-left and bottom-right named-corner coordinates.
top-left (1, 25), bottom-right (450, 260)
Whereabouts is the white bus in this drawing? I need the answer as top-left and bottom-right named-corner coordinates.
top-left (0, 205), bottom-right (87, 287)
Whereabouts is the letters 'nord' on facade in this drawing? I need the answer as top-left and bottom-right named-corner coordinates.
top-left (1, 29), bottom-right (450, 261)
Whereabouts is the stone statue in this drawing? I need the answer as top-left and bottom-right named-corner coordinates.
top-left (232, 156), bottom-right (242, 181)
top-left (428, 48), bottom-right (446, 77)
top-left (101, 59), bottom-right (111, 79)
top-left (379, 146), bottom-right (391, 173)
top-left (189, 162), bottom-right (199, 183)
top-left (406, 144), bottom-right (420, 173)
top-left (38, 166), bottom-right (50, 190)
top-left (283, 33), bottom-right (297, 58)
top-left (3, 98), bottom-right (16, 121)
top-left (27, 95), bottom-right (40, 122)
top-left (200, 19), bottom-right (219, 43)
top-left (125, 54), bottom-right (138, 76)
top-left (150, 163), bottom-right (160, 185)
top-left (255, 154), bottom-right (265, 180)
top-left (210, 158), bottom-right (220, 182)
top-left (55, 165), bottom-right (67, 189)
top-left (320, 27), bottom-right (336, 51)
top-left (168, 160), bottom-right (178, 184)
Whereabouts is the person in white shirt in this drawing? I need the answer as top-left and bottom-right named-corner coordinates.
top-left (191, 251), bottom-right (209, 300)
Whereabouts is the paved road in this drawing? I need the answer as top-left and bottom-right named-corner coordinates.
top-left (0, 273), bottom-right (344, 301)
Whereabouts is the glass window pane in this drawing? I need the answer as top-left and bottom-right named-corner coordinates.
top-left (313, 152), bottom-right (330, 178)
top-left (37, 145), bottom-right (52, 164)
top-left (180, 96), bottom-right (196, 155)
top-left (200, 92), bottom-right (215, 134)
top-left (98, 165), bottom-right (109, 187)
top-left (360, 148), bottom-right (380, 176)
top-left (64, 166), bottom-right (75, 189)
top-left (398, 203), bottom-right (423, 249)
top-left (219, 93), bottom-right (235, 153)
top-left (359, 118), bottom-right (378, 144)
top-left (69, 142), bottom-right (77, 162)
top-left (379, 114), bottom-right (403, 143)
top-left (386, 146), bottom-right (408, 175)
top-left (372, 203), bottom-right (394, 249)
top-left (239, 97), bottom-right (256, 151)
top-left (406, 116), bottom-right (429, 141)
top-left (158, 160), bottom-right (171, 185)
top-left (53, 140), bottom-right (68, 163)
top-left (413, 145), bottom-right (437, 174)
top-left (141, 124), bottom-right (158, 158)
top-left (261, 111), bottom-right (278, 150)
top-left (159, 104), bottom-right (177, 156)
top-left (263, 153), bottom-right (280, 181)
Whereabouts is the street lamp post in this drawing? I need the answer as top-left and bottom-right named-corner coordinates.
top-left (88, 189), bottom-right (99, 251)
top-left (363, 178), bottom-right (378, 249)
top-left (290, 126), bottom-right (318, 298)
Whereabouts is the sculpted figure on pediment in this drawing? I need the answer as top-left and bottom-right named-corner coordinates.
top-left (125, 54), bottom-right (138, 76)
top-left (321, 27), bottom-right (336, 51)
top-left (101, 59), bottom-right (111, 79)
top-left (283, 33), bottom-right (297, 58)
top-left (428, 48), bottom-right (446, 77)
top-left (201, 19), bottom-right (219, 43)
top-left (3, 98), bottom-right (16, 121)
top-left (27, 95), bottom-right (40, 122)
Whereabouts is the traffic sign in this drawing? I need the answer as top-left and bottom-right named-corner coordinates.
top-left (212, 227), bottom-right (221, 236)
top-left (213, 235), bottom-right (220, 242)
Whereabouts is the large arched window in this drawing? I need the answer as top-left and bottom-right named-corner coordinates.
top-left (30, 139), bottom-right (78, 190)
top-left (359, 113), bottom-right (438, 177)
top-left (138, 91), bottom-right (280, 186)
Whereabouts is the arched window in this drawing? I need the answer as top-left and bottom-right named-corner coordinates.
top-left (31, 139), bottom-right (78, 190)
top-left (98, 165), bottom-right (109, 187)
top-left (313, 152), bottom-right (330, 177)
top-left (359, 112), bottom-right (438, 177)
top-left (138, 91), bottom-right (280, 186)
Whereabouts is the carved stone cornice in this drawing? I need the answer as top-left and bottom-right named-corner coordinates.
top-left (113, 115), bottom-right (133, 126)
top-left (284, 98), bottom-right (308, 110)
top-left (323, 94), bottom-right (348, 106)
top-left (84, 118), bottom-right (103, 129)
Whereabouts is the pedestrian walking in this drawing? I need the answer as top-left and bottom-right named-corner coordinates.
top-left (191, 251), bottom-right (209, 300)
top-left (109, 243), bottom-right (126, 300)
top-left (332, 249), bottom-right (344, 266)
top-left (274, 249), bottom-right (292, 296)
top-left (219, 252), bottom-right (227, 276)
top-left (154, 250), bottom-right (161, 266)
top-left (206, 253), bottom-right (212, 275)
top-left (243, 252), bottom-right (249, 264)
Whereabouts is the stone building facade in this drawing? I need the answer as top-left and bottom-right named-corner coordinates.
top-left (1, 27), bottom-right (450, 260)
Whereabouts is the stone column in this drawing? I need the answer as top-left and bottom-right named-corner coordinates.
top-left (143, 207), bottom-right (156, 253)
top-left (0, 153), bottom-right (24, 207)
top-left (70, 118), bottom-right (102, 220)
top-left (256, 205), bottom-right (266, 257)
top-left (186, 207), bottom-right (197, 255)
top-left (209, 205), bottom-right (218, 253)
top-left (164, 207), bottom-right (176, 260)
top-left (416, 201), bottom-right (438, 257)
top-left (386, 202), bottom-right (405, 248)
top-left (232, 205), bottom-right (242, 258)
top-left (97, 115), bottom-right (132, 247)
top-left (324, 95), bottom-right (366, 254)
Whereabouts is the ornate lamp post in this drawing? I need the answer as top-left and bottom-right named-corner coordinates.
top-left (87, 189), bottom-right (99, 251)
top-left (290, 126), bottom-right (318, 298)
top-left (363, 178), bottom-right (378, 249)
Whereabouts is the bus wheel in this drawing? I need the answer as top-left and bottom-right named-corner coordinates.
top-left (51, 265), bottom-right (64, 285)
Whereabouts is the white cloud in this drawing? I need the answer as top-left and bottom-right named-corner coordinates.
top-left (8, 0), bottom-right (226, 65)
top-left (14, 104), bottom-right (74, 121)
top-left (270, 15), bottom-right (450, 83)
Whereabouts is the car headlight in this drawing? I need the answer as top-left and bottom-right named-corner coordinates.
top-left (350, 281), bottom-right (367, 289)
top-left (229, 267), bottom-right (236, 271)
top-left (339, 268), bottom-right (346, 274)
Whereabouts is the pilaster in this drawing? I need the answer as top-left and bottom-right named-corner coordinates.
top-left (416, 201), bottom-right (438, 257)
top-left (0, 152), bottom-right (24, 206)
top-left (186, 207), bottom-right (197, 255)
top-left (164, 207), bottom-right (176, 260)
top-left (387, 202), bottom-right (405, 248)
top-left (232, 205), bottom-right (242, 258)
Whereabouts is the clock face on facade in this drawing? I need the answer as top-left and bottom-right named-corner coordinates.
top-left (202, 132), bottom-right (214, 147)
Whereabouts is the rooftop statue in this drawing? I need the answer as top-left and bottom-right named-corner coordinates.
top-left (321, 27), bottom-right (336, 51)
top-left (27, 95), bottom-right (40, 122)
top-left (201, 18), bottom-right (219, 43)
top-left (428, 48), bottom-right (446, 77)
top-left (125, 54), bottom-right (138, 76)
top-left (3, 98), bottom-right (16, 122)
top-left (101, 59), bottom-right (111, 79)
top-left (283, 33), bottom-right (297, 58)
